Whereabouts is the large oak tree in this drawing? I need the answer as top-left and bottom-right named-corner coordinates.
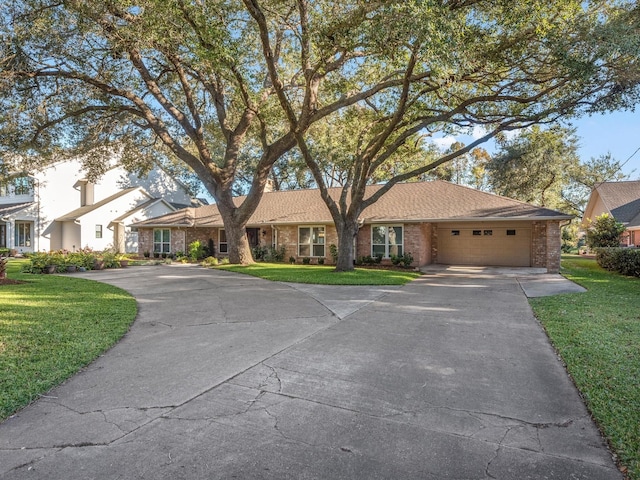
top-left (1, 0), bottom-right (639, 268)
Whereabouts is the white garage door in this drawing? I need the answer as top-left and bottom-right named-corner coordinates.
top-left (437, 224), bottom-right (531, 267)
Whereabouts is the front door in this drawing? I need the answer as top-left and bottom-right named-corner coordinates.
top-left (0, 224), bottom-right (6, 248)
top-left (246, 228), bottom-right (260, 248)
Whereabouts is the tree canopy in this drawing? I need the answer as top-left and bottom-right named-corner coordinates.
top-left (1, 0), bottom-right (639, 267)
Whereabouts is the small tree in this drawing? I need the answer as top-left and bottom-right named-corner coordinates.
top-left (585, 213), bottom-right (626, 249)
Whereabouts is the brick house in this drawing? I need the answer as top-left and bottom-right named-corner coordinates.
top-left (582, 180), bottom-right (640, 247)
top-left (133, 181), bottom-right (571, 272)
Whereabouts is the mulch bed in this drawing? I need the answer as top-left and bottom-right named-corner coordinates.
top-left (0, 278), bottom-right (25, 285)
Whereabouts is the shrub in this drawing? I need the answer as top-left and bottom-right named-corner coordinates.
top-left (264, 246), bottom-right (286, 263)
top-left (329, 244), bottom-right (338, 264)
top-left (302, 257), bottom-right (311, 265)
top-left (317, 257), bottom-right (325, 265)
top-left (358, 255), bottom-right (382, 266)
top-left (391, 252), bottom-right (414, 268)
top-left (188, 240), bottom-right (206, 262)
top-left (220, 257), bottom-right (230, 265)
top-left (595, 247), bottom-right (640, 277)
top-left (202, 256), bottom-right (219, 267)
top-left (289, 256), bottom-right (296, 264)
top-left (143, 251), bottom-right (150, 258)
top-left (0, 248), bottom-right (9, 257)
top-left (252, 245), bottom-right (268, 261)
top-left (101, 251), bottom-right (120, 268)
top-left (585, 213), bottom-right (626, 249)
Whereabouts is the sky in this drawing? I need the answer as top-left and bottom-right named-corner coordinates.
top-left (568, 110), bottom-right (640, 180)
top-left (434, 109), bottom-right (640, 181)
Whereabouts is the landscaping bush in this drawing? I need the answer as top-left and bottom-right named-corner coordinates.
top-left (391, 252), bottom-right (414, 268)
top-left (302, 257), bottom-right (311, 265)
top-left (329, 244), bottom-right (338, 264)
top-left (201, 256), bottom-right (219, 267)
top-left (264, 246), bottom-right (286, 263)
top-left (595, 247), bottom-right (640, 277)
top-left (358, 255), bottom-right (383, 266)
top-left (585, 213), bottom-right (626, 249)
top-left (252, 245), bottom-right (268, 261)
top-left (188, 240), bottom-right (206, 261)
top-left (252, 245), bottom-right (286, 262)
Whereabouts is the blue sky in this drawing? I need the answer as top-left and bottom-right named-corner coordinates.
top-left (433, 109), bottom-right (640, 181)
top-left (567, 110), bottom-right (640, 179)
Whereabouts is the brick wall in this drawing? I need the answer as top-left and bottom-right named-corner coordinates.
top-left (531, 221), bottom-right (562, 273)
top-left (431, 225), bottom-right (439, 264)
top-left (545, 221), bottom-right (561, 273)
top-left (531, 221), bottom-right (547, 269)
top-left (138, 228), bottom-right (152, 256)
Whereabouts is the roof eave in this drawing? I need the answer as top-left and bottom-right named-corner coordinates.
top-left (364, 215), bottom-right (574, 223)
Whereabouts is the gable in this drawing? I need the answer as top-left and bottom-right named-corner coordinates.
top-left (584, 181), bottom-right (640, 226)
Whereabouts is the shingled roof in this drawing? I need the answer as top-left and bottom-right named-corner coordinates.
top-left (590, 181), bottom-right (640, 227)
top-left (133, 180), bottom-right (571, 228)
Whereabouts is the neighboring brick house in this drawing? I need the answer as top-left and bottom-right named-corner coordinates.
top-left (583, 180), bottom-right (640, 247)
top-left (134, 181), bottom-right (572, 272)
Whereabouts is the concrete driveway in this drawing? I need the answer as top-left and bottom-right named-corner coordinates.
top-left (0, 265), bottom-right (620, 479)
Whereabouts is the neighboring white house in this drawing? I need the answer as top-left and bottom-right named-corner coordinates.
top-left (0, 158), bottom-right (199, 254)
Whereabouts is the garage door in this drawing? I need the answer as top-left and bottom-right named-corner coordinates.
top-left (437, 224), bottom-right (531, 267)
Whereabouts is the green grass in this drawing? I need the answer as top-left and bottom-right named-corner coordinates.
top-left (217, 262), bottom-right (421, 285)
top-left (530, 255), bottom-right (640, 479)
top-left (0, 259), bottom-right (137, 421)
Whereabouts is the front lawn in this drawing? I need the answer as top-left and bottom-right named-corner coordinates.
top-left (530, 255), bottom-right (640, 479)
top-left (0, 259), bottom-right (137, 421)
top-left (217, 262), bottom-right (421, 285)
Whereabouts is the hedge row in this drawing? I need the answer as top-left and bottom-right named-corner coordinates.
top-left (595, 247), bottom-right (640, 277)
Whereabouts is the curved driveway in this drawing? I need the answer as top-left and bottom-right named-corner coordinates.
top-left (0, 265), bottom-right (621, 479)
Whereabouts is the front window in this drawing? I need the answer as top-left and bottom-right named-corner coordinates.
top-left (371, 225), bottom-right (403, 258)
top-left (95, 224), bottom-right (103, 239)
top-left (153, 229), bottom-right (171, 253)
top-left (299, 226), bottom-right (325, 257)
top-left (219, 229), bottom-right (228, 254)
top-left (13, 177), bottom-right (33, 196)
top-left (15, 222), bottom-right (32, 247)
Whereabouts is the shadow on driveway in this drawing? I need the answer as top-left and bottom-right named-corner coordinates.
top-left (0, 264), bottom-right (619, 480)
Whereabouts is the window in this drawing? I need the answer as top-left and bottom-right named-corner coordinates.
top-left (153, 229), bottom-right (171, 253)
top-left (13, 177), bottom-right (33, 196)
top-left (473, 230), bottom-right (481, 236)
top-left (451, 230), bottom-right (460, 236)
top-left (219, 229), bottom-right (228, 254)
top-left (371, 225), bottom-right (403, 258)
top-left (483, 230), bottom-right (493, 236)
top-left (506, 229), bottom-right (516, 236)
top-left (299, 226), bottom-right (325, 257)
top-left (15, 222), bottom-right (31, 247)
top-left (95, 224), bottom-right (103, 239)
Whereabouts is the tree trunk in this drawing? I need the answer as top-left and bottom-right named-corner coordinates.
top-left (334, 219), bottom-right (359, 272)
top-left (226, 222), bottom-right (254, 264)
top-left (217, 201), bottom-right (254, 265)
